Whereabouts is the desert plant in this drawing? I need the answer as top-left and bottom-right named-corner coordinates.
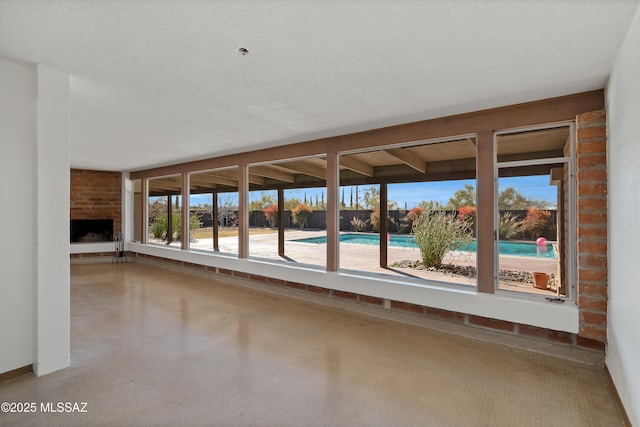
top-left (370, 208), bottom-right (396, 232)
top-left (405, 207), bottom-right (425, 223)
top-left (458, 205), bottom-right (476, 223)
top-left (498, 212), bottom-right (522, 240)
top-left (149, 211), bottom-right (200, 241)
top-left (263, 204), bottom-right (278, 228)
top-left (520, 207), bottom-right (552, 239)
top-left (291, 203), bottom-right (313, 229)
top-left (150, 212), bottom-right (168, 240)
top-left (411, 210), bottom-right (473, 267)
top-left (350, 216), bottom-right (370, 232)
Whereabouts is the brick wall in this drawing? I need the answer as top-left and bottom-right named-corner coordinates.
top-left (576, 110), bottom-right (608, 344)
top-left (70, 169), bottom-right (122, 234)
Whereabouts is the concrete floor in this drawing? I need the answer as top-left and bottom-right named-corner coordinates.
top-left (0, 263), bottom-right (623, 426)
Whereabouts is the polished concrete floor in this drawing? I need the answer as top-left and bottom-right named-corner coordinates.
top-left (0, 263), bottom-right (624, 426)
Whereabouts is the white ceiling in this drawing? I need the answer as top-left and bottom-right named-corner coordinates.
top-left (1, 1), bottom-right (638, 172)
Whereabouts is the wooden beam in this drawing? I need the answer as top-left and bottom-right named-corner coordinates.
top-left (238, 164), bottom-right (248, 258)
top-left (181, 173), bottom-right (189, 250)
top-left (384, 148), bottom-right (427, 174)
top-left (278, 188), bottom-right (285, 257)
top-left (132, 90), bottom-right (603, 180)
top-left (340, 155), bottom-right (374, 177)
top-left (212, 192), bottom-right (219, 251)
top-left (250, 165), bottom-right (296, 183)
top-left (279, 160), bottom-right (326, 180)
top-left (141, 179), bottom-right (148, 244)
top-left (380, 183), bottom-right (388, 268)
top-left (476, 131), bottom-right (494, 294)
top-left (191, 174), bottom-right (238, 188)
top-left (167, 195), bottom-right (173, 244)
top-left (326, 152), bottom-right (339, 271)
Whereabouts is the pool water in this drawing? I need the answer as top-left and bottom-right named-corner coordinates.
top-left (293, 233), bottom-right (557, 259)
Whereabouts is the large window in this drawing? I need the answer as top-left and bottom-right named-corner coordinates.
top-left (495, 125), bottom-right (573, 298)
top-left (147, 175), bottom-right (182, 248)
top-left (247, 158), bottom-right (327, 268)
top-left (189, 168), bottom-right (239, 255)
top-left (338, 137), bottom-right (477, 287)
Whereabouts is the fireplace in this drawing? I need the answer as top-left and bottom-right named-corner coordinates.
top-left (70, 219), bottom-right (114, 243)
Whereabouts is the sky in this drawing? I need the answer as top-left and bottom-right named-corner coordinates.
top-left (186, 175), bottom-right (556, 210)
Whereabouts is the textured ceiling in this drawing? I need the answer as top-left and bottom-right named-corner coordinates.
top-left (1, 1), bottom-right (638, 172)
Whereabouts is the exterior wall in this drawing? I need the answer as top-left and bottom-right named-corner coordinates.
top-left (606, 3), bottom-right (640, 425)
top-left (576, 110), bottom-right (608, 347)
top-left (71, 169), bottom-right (122, 234)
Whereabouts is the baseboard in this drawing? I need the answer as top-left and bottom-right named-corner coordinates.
top-left (0, 364), bottom-right (33, 383)
top-left (604, 364), bottom-right (633, 427)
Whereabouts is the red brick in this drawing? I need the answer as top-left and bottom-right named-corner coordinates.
top-left (578, 296), bottom-right (608, 312)
top-left (390, 301), bottom-right (424, 315)
top-left (332, 290), bottom-right (358, 301)
top-left (579, 255), bottom-right (607, 269)
top-left (307, 285), bottom-right (330, 295)
top-left (206, 266), bottom-right (217, 272)
top-left (576, 334), bottom-right (606, 350)
top-left (218, 268), bottom-right (232, 276)
top-left (578, 183), bottom-right (607, 197)
top-left (286, 281), bottom-right (306, 291)
top-left (577, 198), bottom-right (607, 212)
top-left (577, 153), bottom-right (606, 168)
top-left (468, 315), bottom-right (516, 333)
top-left (580, 311), bottom-right (607, 326)
top-left (265, 277), bottom-right (285, 287)
top-left (577, 169), bottom-right (607, 184)
top-left (579, 283), bottom-right (608, 298)
top-left (576, 126), bottom-right (606, 140)
top-left (518, 324), bottom-right (573, 344)
top-left (578, 227), bottom-right (607, 239)
top-left (578, 212), bottom-right (607, 225)
top-left (358, 295), bottom-right (384, 306)
top-left (425, 307), bottom-right (465, 323)
top-left (576, 140), bottom-right (606, 155)
top-left (578, 269), bottom-right (607, 282)
top-left (249, 274), bottom-right (265, 283)
top-left (233, 271), bottom-right (249, 279)
top-left (577, 110), bottom-right (606, 126)
top-left (579, 241), bottom-right (607, 255)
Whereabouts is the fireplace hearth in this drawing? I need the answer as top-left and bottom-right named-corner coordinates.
top-left (70, 219), bottom-right (113, 243)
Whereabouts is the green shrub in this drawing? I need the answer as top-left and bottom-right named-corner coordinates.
top-left (150, 211), bottom-right (201, 241)
top-left (411, 210), bottom-right (473, 267)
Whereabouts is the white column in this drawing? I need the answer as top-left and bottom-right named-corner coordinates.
top-left (33, 64), bottom-right (70, 376)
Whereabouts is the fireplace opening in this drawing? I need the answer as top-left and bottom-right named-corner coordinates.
top-left (70, 219), bottom-right (113, 243)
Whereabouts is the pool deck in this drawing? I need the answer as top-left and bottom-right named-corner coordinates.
top-left (165, 229), bottom-right (561, 296)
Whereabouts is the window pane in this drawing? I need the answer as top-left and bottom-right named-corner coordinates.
top-left (339, 138), bottom-right (477, 287)
top-left (148, 175), bottom-right (182, 248)
top-left (496, 165), bottom-right (568, 297)
top-left (189, 168), bottom-right (239, 255)
top-left (248, 158), bottom-right (327, 268)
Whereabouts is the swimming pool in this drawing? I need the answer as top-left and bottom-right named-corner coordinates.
top-left (293, 233), bottom-right (557, 259)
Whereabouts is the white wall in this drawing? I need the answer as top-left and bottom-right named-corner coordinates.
top-left (33, 64), bottom-right (70, 376)
top-left (0, 58), bottom-right (36, 374)
top-left (0, 59), bottom-right (70, 376)
top-left (606, 4), bottom-right (640, 425)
